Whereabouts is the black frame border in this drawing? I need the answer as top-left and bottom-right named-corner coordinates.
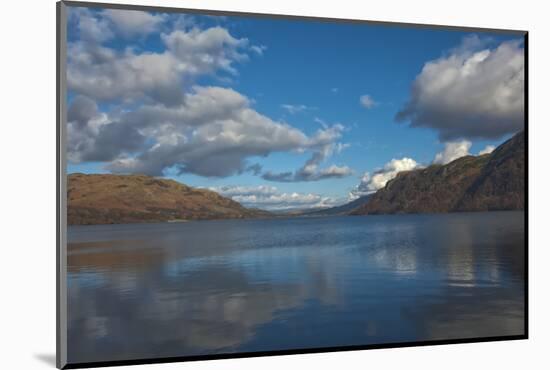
top-left (56, 1), bottom-right (529, 369)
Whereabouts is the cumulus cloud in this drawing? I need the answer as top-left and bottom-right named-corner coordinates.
top-left (161, 27), bottom-right (250, 76)
top-left (478, 145), bottom-right (496, 155)
top-left (359, 95), bottom-right (377, 109)
top-left (67, 8), bottom-right (254, 106)
top-left (431, 139), bottom-right (497, 166)
top-left (349, 157), bottom-right (421, 199)
top-left (67, 95), bottom-right (98, 128)
top-left (433, 140), bottom-right (472, 165)
top-left (67, 95), bottom-right (120, 163)
top-left (396, 36), bottom-right (525, 140)
top-left (67, 41), bottom-right (185, 105)
top-left (103, 9), bottom-right (165, 37)
top-left (210, 185), bottom-right (341, 210)
top-left (68, 87), bottom-right (349, 178)
top-left (66, 8), bottom-right (351, 182)
top-left (70, 7), bottom-right (165, 41)
top-left (72, 8), bottom-right (113, 43)
top-left (261, 127), bottom-right (352, 182)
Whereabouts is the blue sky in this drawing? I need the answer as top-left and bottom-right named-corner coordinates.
top-left (66, 7), bottom-right (525, 210)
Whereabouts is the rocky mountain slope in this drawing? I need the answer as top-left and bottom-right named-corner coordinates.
top-left (68, 174), bottom-right (270, 225)
top-left (351, 131), bottom-right (525, 215)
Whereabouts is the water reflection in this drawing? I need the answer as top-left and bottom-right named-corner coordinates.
top-left (67, 212), bottom-right (525, 364)
top-left (370, 223), bottom-right (419, 276)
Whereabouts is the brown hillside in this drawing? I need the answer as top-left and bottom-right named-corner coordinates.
top-left (351, 131), bottom-right (525, 215)
top-left (68, 174), bottom-right (269, 225)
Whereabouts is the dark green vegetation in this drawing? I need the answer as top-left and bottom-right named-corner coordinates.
top-left (350, 131), bottom-right (525, 215)
top-left (68, 174), bottom-right (270, 225)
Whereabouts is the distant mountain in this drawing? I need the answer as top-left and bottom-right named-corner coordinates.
top-left (267, 207), bottom-right (329, 216)
top-left (300, 194), bottom-right (373, 216)
top-left (351, 131), bottom-right (525, 215)
top-left (68, 174), bottom-right (270, 225)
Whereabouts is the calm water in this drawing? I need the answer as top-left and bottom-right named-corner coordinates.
top-left (67, 212), bottom-right (525, 363)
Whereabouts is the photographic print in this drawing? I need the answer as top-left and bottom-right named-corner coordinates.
top-left (57, 1), bottom-right (527, 368)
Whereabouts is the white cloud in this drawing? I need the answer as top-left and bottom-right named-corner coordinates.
top-left (397, 36), bottom-right (525, 140)
top-left (210, 185), bottom-right (278, 197)
top-left (314, 117), bottom-right (328, 128)
top-left (478, 145), bottom-right (496, 155)
top-left (319, 165), bottom-right (352, 177)
top-left (67, 8), bottom-right (254, 105)
top-left (71, 7), bottom-right (166, 41)
top-left (331, 87), bottom-right (339, 93)
top-left (68, 87), bottom-right (349, 178)
top-left (210, 185), bottom-right (341, 210)
top-left (261, 126), bottom-right (352, 182)
top-left (67, 42), bottom-right (185, 105)
top-left (103, 9), bottom-right (165, 37)
top-left (359, 95), bottom-right (377, 109)
top-left (433, 140), bottom-right (472, 165)
top-left (73, 8), bottom-right (113, 43)
top-left (66, 8), bottom-right (351, 181)
top-left (161, 27), bottom-right (250, 76)
top-left (281, 104), bottom-right (314, 115)
top-left (250, 45), bottom-right (267, 55)
top-left (350, 157), bottom-right (421, 199)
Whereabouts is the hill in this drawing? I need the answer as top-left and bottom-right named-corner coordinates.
top-left (351, 131), bottom-right (525, 215)
top-left (68, 174), bottom-right (270, 225)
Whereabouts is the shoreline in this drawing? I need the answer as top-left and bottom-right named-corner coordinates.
top-left (66, 209), bottom-right (525, 227)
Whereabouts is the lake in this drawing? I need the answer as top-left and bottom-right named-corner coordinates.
top-left (67, 211), bottom-right (525, 364)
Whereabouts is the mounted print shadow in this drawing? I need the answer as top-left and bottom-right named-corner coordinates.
top-left (56, 1), bottom-right (527, 368)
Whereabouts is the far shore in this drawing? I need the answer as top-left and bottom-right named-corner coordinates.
top-left (67, 208), bottom-right (525, 227)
